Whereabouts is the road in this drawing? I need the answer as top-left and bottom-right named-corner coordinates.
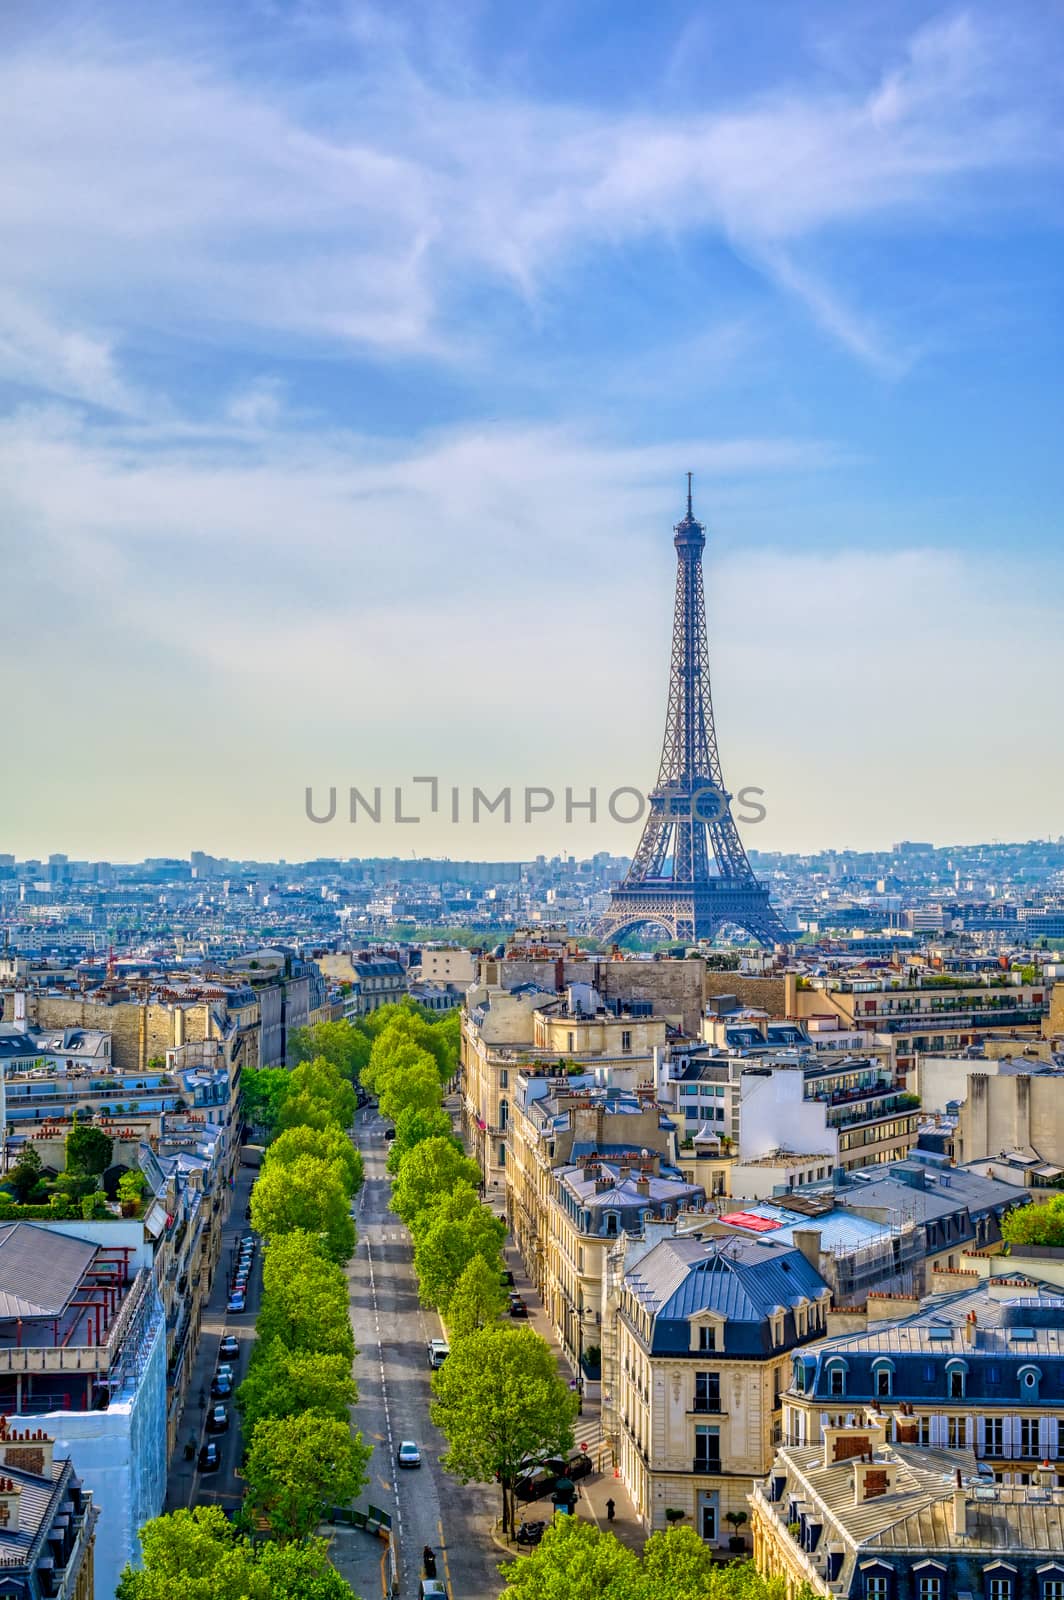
top-left (166, 1163), bottom-right (261, 1514)
top-left (336, 1103), bottom-right (504, 1600)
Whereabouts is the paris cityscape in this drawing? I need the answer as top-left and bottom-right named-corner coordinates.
top-left (3, 4), bottom-right (1063, 1600)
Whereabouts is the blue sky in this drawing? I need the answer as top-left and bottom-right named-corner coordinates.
top-left (1, 0), bottom-right (1061, 861)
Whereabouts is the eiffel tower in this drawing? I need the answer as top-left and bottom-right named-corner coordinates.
top-left (596, 478), bottom-right (788, 947)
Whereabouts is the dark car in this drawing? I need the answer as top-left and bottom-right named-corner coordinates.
top-left (500, 1269), bottom-right (515, 1287)
top-left (508, 1295), bottom-right (528, 1319)
top-left (515, 1454), bottom-right (590, 1501)
top-left (219, 1335), bottom-right (240, 1360)
top-left (198, 1441), bottom-right (220, 1472)
top-left (206, 1404), bottom-right (229, 1433)
top-left (566, 1450), bottom-right (593, 1481)
top-left (383, 1127), bottom-right (397, 1142)
top-left (211, 1372), bottom-right (233, 1398)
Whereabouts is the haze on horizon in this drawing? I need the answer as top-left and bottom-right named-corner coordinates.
top-left (2, 1), bottom-right (1061, 864)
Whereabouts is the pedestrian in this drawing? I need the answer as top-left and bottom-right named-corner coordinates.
top-left (606, 1497), bottom-right (615, 1522)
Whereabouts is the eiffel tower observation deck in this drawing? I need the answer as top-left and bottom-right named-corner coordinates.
top-left (596, 478), bottom-right (788, 948)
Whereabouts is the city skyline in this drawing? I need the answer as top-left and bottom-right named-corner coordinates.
top-left (3, 1), bottom-right (1062, 861)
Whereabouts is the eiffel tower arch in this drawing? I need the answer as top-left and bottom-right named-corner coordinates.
top-left (596, 479), bottom-right (788, 949)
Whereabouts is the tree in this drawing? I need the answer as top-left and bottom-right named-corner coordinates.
top-left (251, 1155), bottom-right (355, 1263)
top-left (116, 1506), bottom-right (356, 1600)
top-left (1001, 1195), bottom-right (1064, 1249)
top-left (244, 1410), bottom-right (370, 1542)
top-left (265, 1124), bottom-right (363, 1196)
top-left (118, 1168), bottom-right (147, 1214)
top-left (499, 1515), bottom-right (638, 1599)
top-left (277, 1057), bottom-right (356, 1132)
top-left (376, 1053), bottom-right (443, 1123)
top-left (430, 1325), bottom-right (577, 1537)
top-left (446, 1253), bottom-right (508, 1337)
top-left (65, 1122), bottom-right (113, 1177)
top-left (390, 1137), bottom-right (482, 1227)
top-left (385, 1104), bottom-right (459, 1175)
top-left (288, 1020), bottom-right (370, 1082)
top-left (413, 1182), bottom-right (506, 1310)
top-left (241, 1066), bottom-right (292, 1137)
top-left (236, 1338), bottom-right (356, 1433)
top-left (258, 1231), bottom-right (355, 1359)
top-left (7, 1145), bottom-right (43, 1204)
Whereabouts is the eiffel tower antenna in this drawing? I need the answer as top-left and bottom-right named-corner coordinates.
top-left (596, 481), bottom-right (788, 947)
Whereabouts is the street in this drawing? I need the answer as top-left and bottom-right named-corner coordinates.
top-left (333, 1103), bottom-right (504, 1600)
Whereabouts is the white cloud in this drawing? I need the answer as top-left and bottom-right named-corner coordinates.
top-left (0, 6), bottom-right (1057, 388)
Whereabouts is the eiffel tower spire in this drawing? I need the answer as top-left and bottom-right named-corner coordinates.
top-left (596, 483), bottom-right (787, 947)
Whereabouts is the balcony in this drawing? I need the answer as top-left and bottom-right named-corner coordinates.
top-left (692, 1400), bottom-right (723, 1415)
top-left (693, 1456), bottom-right (722, 1475)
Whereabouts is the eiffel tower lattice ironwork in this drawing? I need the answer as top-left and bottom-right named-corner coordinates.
top-left (596, 478), bottom-right (788, 947)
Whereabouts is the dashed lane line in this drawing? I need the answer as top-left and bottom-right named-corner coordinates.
top-left (365, 1239), bottom-right (402, 1543)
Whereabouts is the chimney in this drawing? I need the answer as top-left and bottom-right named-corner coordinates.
top-left (0, 1477), bottom-right (21, 1532)
top-left (853, 1459), bottom-right (892, 1503)
top-left (952, 1470), bottom-right (969, 1536)
top-left (0, 1426), bottom-right (54, 1476)
top-left (792, 1229), bottom-right (822, 1271)
top-left (13, 989), bottom-right (27, 1034)
top-left (635, 1177), bottom-right (650, 1198)
top-left (965, 1310), bottom-right (978, 1347)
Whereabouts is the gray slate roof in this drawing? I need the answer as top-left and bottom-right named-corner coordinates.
top-left (0, 1224), bottom-right (97, 1320)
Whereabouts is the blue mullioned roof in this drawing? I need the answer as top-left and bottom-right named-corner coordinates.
top-left (627, 1235), bottom-right (829, 1358)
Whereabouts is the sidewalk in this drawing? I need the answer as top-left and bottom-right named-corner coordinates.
top-left (501, 1239), bottom-right (646, 1555)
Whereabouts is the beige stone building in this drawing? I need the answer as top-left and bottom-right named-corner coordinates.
top-left (613, 1231), bottom-right (831, 1544)
top-left (506, 1072), bottom-right (701, 1370)
top-left (956, 1067), bottom-right (1064, 1176)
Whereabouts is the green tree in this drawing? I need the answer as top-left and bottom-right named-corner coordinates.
top-left (390, 1137), bottom-right (482, 1227)
top-left (241, 1066), bottom-right (293, 1136)
top-left (251, 1154), bottom-right (355, 1263)
top-left (385, 1104), bottom-right (460, 1175)
top-left (446, 1253), bottom-right (508, 1337)
top-left (244, 1410), bottom-right (370, 1542)
top-left (413, 1181), bottom-right (506, 1310)
top-left (277, 1057), bottom-right (356, 1132)
top-left (7, 1145), bottom-right (43, 1204)
top-left (499, 1515), bottom-right (638, 1599)
top-left (1001, 1195), bottom-right (1064, 1249)
top-left (118, 1168), bottom-right (147, 1213)
top-left (430, 1325), bottom-right (577, 1537)
top-left (116, 1506), bottom-right (356, 1600)
top-left (236, 1338), bottom-right (356, 1434)
top-left (288, 1020), bottom-right (371, 1081)
top-left (65, 1122), bottom-right (113, 1176)
top-left (258, 1231), bottom-right (355, 1359)
top-left (376, 1052), bottom-right (443, 1123)
top-left (265, 1123), bottom-right (363, 1196)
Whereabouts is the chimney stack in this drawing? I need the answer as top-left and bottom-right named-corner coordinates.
top-left (952, 1470), bottom-right (969, 1537)
top-left (965, 1310), bottom-right (978, 1347)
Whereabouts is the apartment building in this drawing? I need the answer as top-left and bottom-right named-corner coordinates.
top-left (0, 1418), bottom-right (98, 1600)
top-left (753, 1416), bottom-right (1064, 1600)
top-left (0, 1221), bottom-right (167, 1600)
top-left (738, 1058), bottom-right (920, 1174)
top-left (614, 1232), bottom-right (830, 1542)
top-left (956, 1068), bottom-right (1064, 1174)
top-left (506, 1072), bottom-right (702, 1370)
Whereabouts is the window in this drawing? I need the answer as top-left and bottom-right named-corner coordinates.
top-left (621, 1030), bottom-right (632, 1053)
top-left (499, 1069), bottom-right (508, 1088)
top-left (866, 1576), bottom-right (890, 1600)
top-left (694, 1424), bottom-right (720, 1472)
top-left (985, 1417), bottom-right (1005, 1457)
top-left (989, 1580), bottom-right (1012, 1600)
top-left (694, 1372), bottom-right (720, 1413)
top-left (698, 1325), bottom-right (716, 1352)
top-left (605, 1213), bottom-right (618, 1237)
top-left (919, 1577), bottom-right (942, 1600)
top-left (1042, 1581), bottom-right (1064, 1600)
top-left (567, 1032), bottom-right (574, 1052)
top-left (828, 1364), bottom-right (846, 1398)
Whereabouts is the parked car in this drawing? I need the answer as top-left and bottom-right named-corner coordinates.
top-left (219, 1336), bottom-right (239, 1360)
top-left (508, 1295), bottom-right (528, 1319)
top-left (418, 1581), bottom-right (448, 1600)
top-left (227, 1292), bottom-right (247, 1314)
top-left (198, 1441), bottom-right (220, 1472)
top-left (206, 1404), bottom-right (229, 1434)
top-left (515, 1455), bottom-right (589, 1502)
top-left (397, 1440), bottom-right (422, 1469)
top-left (566, 1450), bottom-right (594, 1481)
top-left (500, 1268), bottom-right (515, 1287)
top-left (427, 1339), bottom-right (450, 1369)
top-left (383, 1127), bottom-right (397, 1142)
top-left (211, 1372), bottom-right (233, 1398)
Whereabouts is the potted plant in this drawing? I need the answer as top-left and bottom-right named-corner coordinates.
top-left (664, 1508), bottom-right (686, 1526)
top-left (726, 1509), bottom-right (748, 1551)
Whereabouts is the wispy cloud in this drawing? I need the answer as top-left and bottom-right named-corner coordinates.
top-left (0, 6), bottom-right (1058, 389)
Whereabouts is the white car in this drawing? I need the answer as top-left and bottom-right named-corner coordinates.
top-left (428, 1339), bottom-right (450, 1369)
top-left (397, 1440), bottom-right (422, 1469)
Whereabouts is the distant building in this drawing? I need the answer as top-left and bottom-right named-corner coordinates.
top-left (738, 1058), bottom-right (920, 1174)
